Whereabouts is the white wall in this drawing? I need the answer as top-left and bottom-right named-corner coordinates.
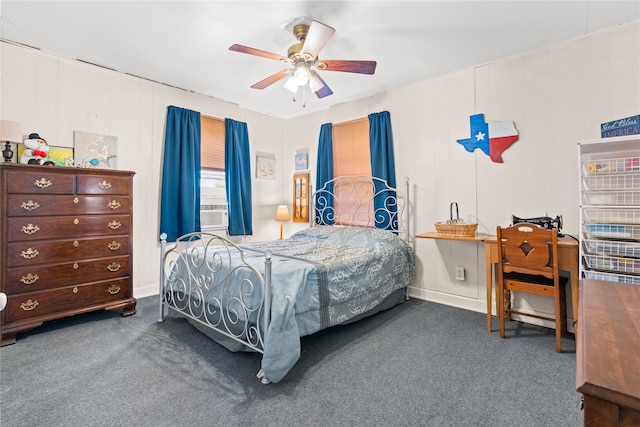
top-left (280, 21), bottom-right (640, 328)
top-left (2, 22), bottom-right (639, 324)
top-left (0, 41), bottom-right (288, 298)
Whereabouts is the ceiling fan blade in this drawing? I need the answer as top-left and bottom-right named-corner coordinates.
top-left (229, 44), bottom-right (288, 62)
top-left (302, 21), bottom-right (335, 59)
top-left (250, 69), bottom-right (291, 89)
top-left (310, 70), bottom-right (333, 99)
top-left (319, 60), bottom-right (377, 75)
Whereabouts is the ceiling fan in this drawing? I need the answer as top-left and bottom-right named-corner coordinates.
top-left (229, 19), bottom-right (376, 102)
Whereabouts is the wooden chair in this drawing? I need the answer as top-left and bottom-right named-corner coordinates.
top-left (496, 222), bottom-right (567, 352)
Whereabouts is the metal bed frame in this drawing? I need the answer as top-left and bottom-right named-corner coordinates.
top-left (158, 175), bottom-right (410, 383)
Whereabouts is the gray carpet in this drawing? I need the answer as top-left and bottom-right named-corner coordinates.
top-left (0, 296), bottom-right (581, 427)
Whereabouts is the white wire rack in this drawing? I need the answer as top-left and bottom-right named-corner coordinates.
top-left (582, 208), bottom-right (640, 224)
top-left (583, 238), bottom-right (640, 258)
top-left (582, 172), bottom-right (640, 191)
top-left (582, 156), bottom-right (640, 175)
top-left (583, 270), bottom-right (640, 285)
top-left (584, 254), bottom-right (640, 274)
top-left (584, 223), bottom-right (640, 240)
top-left (583, 190), bottom-right (640, 206)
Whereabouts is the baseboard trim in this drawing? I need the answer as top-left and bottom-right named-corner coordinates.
top-left (134, 284), bottom-right (159, 300)
top-left (408, 287), bottom-right (486, 314)
top-left (408, 286), bottom-right (575, 333)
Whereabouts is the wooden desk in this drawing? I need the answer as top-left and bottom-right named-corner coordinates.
top-left (576, 279), bottom-right (640, 426)
top-left (484, 235), bottom-right (579, 333)
top-left (415, 232), bottom-right (489, 242)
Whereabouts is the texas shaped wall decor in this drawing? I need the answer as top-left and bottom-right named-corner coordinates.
top-left (456, 113), bottom-right (519, 163)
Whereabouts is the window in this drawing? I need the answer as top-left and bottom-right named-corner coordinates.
top-left (200, 116), bottom-right (227, 229)
top-left (332, 118), bottom-right (371, 177)
top-left (201, 115), bottom-right (225, 171)
top-left (332, 117), bottom-right (372, 226)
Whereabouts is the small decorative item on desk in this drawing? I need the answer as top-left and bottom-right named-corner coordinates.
top-left (434, 202), bottom-right (478, 237)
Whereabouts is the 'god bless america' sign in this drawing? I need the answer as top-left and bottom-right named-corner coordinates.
top-left (601, 115), bottom-right (639, 138)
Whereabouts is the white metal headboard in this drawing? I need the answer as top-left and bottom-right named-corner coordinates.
top-left (310, 175), bottom-right (410, 242)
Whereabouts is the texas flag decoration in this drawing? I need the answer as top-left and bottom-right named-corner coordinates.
top-left (456, 114), bottom-right (519, 163)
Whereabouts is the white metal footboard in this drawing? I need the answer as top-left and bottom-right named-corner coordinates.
top-left (158, 232), bottom-right (272, 355)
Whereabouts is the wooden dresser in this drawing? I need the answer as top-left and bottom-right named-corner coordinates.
top-left (0, 163), bottom-right (136, 345)
top-left (576, 279), bottom-right (640, 426)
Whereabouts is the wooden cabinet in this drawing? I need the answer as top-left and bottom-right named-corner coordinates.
top-left (576, 279), bottom-right (640, 426)
top-left (0, 163), bottom-right (136, 345)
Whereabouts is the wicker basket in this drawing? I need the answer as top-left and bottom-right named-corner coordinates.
top-left (434, 221), bottom-right (478, 237)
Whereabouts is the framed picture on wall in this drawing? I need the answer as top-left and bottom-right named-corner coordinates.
top-left (295, 152), bottom-right (308, 171)
top-left (293, 172), bottom-right (309, 223)
top-left (256, 152), bottom-right (276, 180)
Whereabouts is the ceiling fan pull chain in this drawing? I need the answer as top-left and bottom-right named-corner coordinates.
top-left (302, 85), bottom-right (307, 108)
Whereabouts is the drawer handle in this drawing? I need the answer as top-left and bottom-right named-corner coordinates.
top-left (108, 285), bottom-right (121, 295)
top-left (73, 263), bottom-right (79, 269)
top-left (22, 224), bottom-right (40, 235)
top-left (73, 287), bottom-right (78, 294)
top-left (74, 218), bottom-right (79, 225)
top-left (108, 241), bottom-right (121, 250)
top-left (98, 181), bottom-right (112, 190)
top-left (20, 248), bottom-right (39, 259)
top-left (73, 240), bottom-right (79, 247)
top-left (108, 220), bottom-right (122, 230)
top-left (20, 273), bottom-right (39, 285)
top-left (21, 200), bottom-right (40, 211)
top-left (34, 178), bottom-right (52, 188)
top-left (108, 200), bottom-right (122, 209)
top-left (74, 197), bottom-right (79, 204)
top-left (20, 299), bottom-right (39, 311)
top-left (108, 262), bottom-right (121, 272)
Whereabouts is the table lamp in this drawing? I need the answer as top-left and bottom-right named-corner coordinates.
top-left (0, 120), bottom-right (23, 162)
top-left (275, 205), bottom-right (290, 240)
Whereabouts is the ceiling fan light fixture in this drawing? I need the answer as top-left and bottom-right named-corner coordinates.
top-left (283, 76), bottom-right (298, 93)
top-left (309, 73), bottom-right (323, 92)
top-left (293, 62), bottom-right (310, 85)
top-left (230, 19), bottom-right (376, 102)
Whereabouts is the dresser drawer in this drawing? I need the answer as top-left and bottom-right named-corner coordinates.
top-left (7, 236), bottom-right (130, 267)
top-left (6, 256), bottom-right (130, 293)
top-left (77, 175), bottom-right (131, 195)
top-left (6, 170), bottom-right (75, 194)
top-left (8, 214), bottom-right (131, 241)
top-left (5, 279), bottom-right (131, 323)
top-left (7, 194), bottom-right (130, 216)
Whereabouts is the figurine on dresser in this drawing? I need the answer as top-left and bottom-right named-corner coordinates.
top-left (20, 133), bottom-right (54, 165)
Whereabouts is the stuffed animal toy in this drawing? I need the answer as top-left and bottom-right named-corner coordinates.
top-left (20, 133), bottom-right (54, 165)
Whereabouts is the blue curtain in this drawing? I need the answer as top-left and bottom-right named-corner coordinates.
top-left (369, 111), bottom-right (397, 230)
top-left (159, 106), bottom-right (201, 242)
top-left (225, 118), bottom-right (252, 236)
top-left (315, 123), bottom-right (334, 225)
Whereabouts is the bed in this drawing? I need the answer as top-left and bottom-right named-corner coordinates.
top-left (158, 175), bottom-right (415, 383)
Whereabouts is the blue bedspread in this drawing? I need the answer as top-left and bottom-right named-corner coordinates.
top-left (242, 226), bottom-right (415, 382)
top-left (166, 226), bottom-right (415, 383)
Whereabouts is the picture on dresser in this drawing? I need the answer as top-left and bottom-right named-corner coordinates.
top-left (73, 131), bottom-right (118, 169)
top-left (17, 145), bottom-right (74, 167)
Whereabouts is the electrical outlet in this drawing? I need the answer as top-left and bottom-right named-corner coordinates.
top-left (455, 266), bottom-right (465, 281)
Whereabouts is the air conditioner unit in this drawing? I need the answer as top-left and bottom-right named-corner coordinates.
top-left (200, 198), bottom-right (228, 231)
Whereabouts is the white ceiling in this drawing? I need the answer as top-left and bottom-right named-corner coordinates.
top-left (1, 1), bottom-right (638, 119)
